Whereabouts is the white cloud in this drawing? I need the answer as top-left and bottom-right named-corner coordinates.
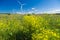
top-left (32, 8), bottom-right (35, 10)
top-left (48, 9), bottom-right (60, 13)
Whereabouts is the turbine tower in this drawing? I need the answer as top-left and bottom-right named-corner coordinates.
top-left (17, 0), bottom-right (25, 13)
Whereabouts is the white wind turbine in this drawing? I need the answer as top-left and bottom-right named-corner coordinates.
top-left (17, 0), bottom-right (25, 13)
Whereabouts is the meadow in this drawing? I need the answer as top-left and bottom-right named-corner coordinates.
top-left (0, 14), bottom-right (60, 40)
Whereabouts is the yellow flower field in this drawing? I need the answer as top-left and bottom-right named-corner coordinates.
top-left (0, 14), bottom-right (60, 40)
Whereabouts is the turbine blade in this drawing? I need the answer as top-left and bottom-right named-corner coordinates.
top-left (22, 4), bottom-right (26, 5)
top-left (17, 1), bottom-right (21, 5)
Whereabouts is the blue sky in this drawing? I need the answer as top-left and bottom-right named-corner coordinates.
top-left (0, 0), bottom-right (60, 13)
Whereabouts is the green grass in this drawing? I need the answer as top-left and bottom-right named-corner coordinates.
top-left (0, 14), bottom-right (60, 40)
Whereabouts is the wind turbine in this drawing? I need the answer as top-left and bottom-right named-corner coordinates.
top-left (17, 0), bottom-right (25, 13)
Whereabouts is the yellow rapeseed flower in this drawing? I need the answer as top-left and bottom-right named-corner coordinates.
top-left (43, 38), bottom-right (48, 40)
top-left (0, 23), bottom-right (3, 26)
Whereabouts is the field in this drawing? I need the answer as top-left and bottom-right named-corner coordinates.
top-left (0, 14), bottom-right (60, 40)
